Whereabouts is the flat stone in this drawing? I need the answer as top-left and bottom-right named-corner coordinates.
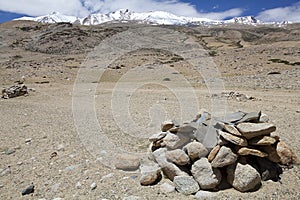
top-left (207, 145), bottom-right (221, 162)
top-left (249, 136), bottom-right (277, 146)
top-left (166, 149), bottom-right (190, 166)
top-left (237, 147), bottom-right (268, 157)
top-left (218, 130), bottom-right (247, 146)
top-left (220, 111), bottom-right (246, 123)
top-left (191, 158), bottom-right (221, 189)
top-left (227, 162), bottom-right (261, 192)
top-left (194, 125), bottom-right (218, 150)
top-left (211, 146), bottom-right (238, 168)
top-left (236, 123), bottom-right (276, 139)
top-left (177, 123), bottom-right (197, 134)
top-left (140, 165), bottom-right (161, 186)
top-left (220, 123), bottom-right (242, 136)
top-left (183, 141), bottom-right (208, 161)
top-left (115, 154), bottom-right (140, 171)
top-left (276, 141), bottom-right (297, 165)
top-left (173, 176), bottom-right (200, 195)
top-left (237, 111), bottom-right (261, 123)
top-left (149, 132), bottom-right (167, 142)
top-left (161, 121), bottom-right (174, 132)
top-left (160, 182), bottom-right (175, 193)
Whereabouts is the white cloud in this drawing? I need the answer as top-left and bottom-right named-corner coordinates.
top-left (257, 2), bottom-right (300, 22)
top-left (0, 0), bottom-right (243, 20)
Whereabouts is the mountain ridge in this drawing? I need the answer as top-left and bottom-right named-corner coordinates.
top-left (14, 9), bottom-right (290, 26)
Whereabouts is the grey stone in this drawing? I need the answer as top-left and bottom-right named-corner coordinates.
top-left (183, 141), bottom-right (208, 161)
top-left (173, 176), bottom-right (200, 195)
top-left (219, 111), bottom-right (246, 123)
top-left (227, 162), bottom-right (261, 192)
top-left (115, 154), bottom-right (140, 171)
top-left (218, 130), bottom-right (247, 146)
top-left (259, 113), bottom-right (269, 123)
top-left (160, 182), bottom-right (175, 193)
top-left (140, 164), bottom-right (161, 186)
top-left (166, 149), bottom-right (190, 165)
top-left (191, 158), bottom-right (221, 189)
top-left (163, 132), bottom-right (190, 150)
top-left (211, 146), bottom-right (238, 168)
top-left (236, 122), bottom-right (276, 139)
top-left (194, 125), bottom-right (218, 150)
top-left (149, 132), bottom-right (167, 142)
top-left (21, 184), bottom-right (34, 195)
top-left (237, 111), bottom-right (261, 123)
top-left (6, 148), bottom-right (16, 155)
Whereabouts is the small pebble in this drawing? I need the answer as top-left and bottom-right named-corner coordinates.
top-left (91, 182), bottom-right (97, 190)
top-left (25, 138), bottom-right (32, 143)
top-left (21, 184), bottom-right (34, 195)
top-left (76, 182), bottom-right (81, 189)
top-left (6, 148), bottom-right (16, 155)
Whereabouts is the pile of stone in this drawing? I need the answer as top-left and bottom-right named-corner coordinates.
top-left (141, 110), bottom-right (297, 195)
top-left (2, 83), bottom-right (29, 99)
top-left (213, 91), bottom-right (256, 101)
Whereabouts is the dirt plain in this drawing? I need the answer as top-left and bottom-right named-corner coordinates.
top-left (0, 20), bottom-right (299, 199)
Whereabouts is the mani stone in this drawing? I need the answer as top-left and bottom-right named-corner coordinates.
top-left (191, 158), bottom-right (221, 190)
top-left (236, 123), bottom-right (276, 139)
top-left (249, 136), bottom-right (277, 146)
top-left (237, 147), bottom-right (268, 157)
top-left (173, 176), bottom-right (200, 195)
top-left (166, 149), bottom-right (190, 166)
top-left (207, 145), bottom-right (221, 162)
top-left (227, 162), bottom-right (261, 192)
top-left (211, 146), bottom-right (238, 168)
top-left (183, 141), bottom-right (208, 161)
top-left (218, 130), bottom-right (247, 146)
top-left (161, 121), bottom-right (174, 132)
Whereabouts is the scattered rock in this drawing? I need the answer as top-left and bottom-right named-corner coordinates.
top-left (2, 84), bottom-right (29, 99)
top-left (227, 162), bottom-right (261, 192)
top-left (6, 148), bottom-right (16, 155)
top-left (21, 184), bottom-right (34, 195)
top-left (211, 146), bottom-right (238, 168)
top-left (161, 121), bottom-right (174, 132)
top-left (160, 182), bottom-right (175, 193)
top-left (173, 176), bottom-right (200, 195)
top-left (249, 136), bottom-right (277, 146)
top-left (218, 130), bottom-right (247, 146)
top-left (140, 165), bottom-right (161, 186)
top-left (166, 149), bottom-right (190, 166)
top-left (236, 123), bottom-right (276, 139)
top-left (191, 158), bottom-right (221, 189)
top-left (183, 141), bottom-right (208, 161)
top-left (90, 182), bottom-right (97, 190)
top-left (115, 154), bottom-right (140, 171)
top-left (237, 147), bottom-right (268, 157)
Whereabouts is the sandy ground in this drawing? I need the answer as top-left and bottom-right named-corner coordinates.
top-left (0, 21), bottom-right (299, 199)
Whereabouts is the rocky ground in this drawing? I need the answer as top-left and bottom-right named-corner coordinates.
top-left (0, 20), bottom-right (299, 199)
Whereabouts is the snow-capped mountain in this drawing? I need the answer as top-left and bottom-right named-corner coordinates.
top-left (14, 9), bottom-right (273, 26)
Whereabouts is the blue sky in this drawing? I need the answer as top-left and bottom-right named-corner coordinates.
top-left (0, 0), bottom-right (299, 23)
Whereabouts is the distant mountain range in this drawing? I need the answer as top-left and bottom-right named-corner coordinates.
top-left (15, 9), bottom-right (290, 26)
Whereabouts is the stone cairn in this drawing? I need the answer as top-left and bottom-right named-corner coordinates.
top-left (140, 111), bottom-right (297, 195)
